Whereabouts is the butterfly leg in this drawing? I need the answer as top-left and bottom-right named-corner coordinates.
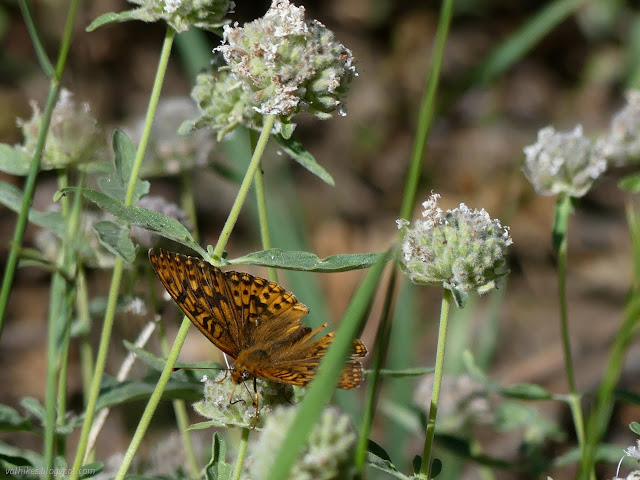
top-left (251, 377), bottom-right (260, 429)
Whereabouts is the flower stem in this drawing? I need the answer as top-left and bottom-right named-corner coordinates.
top-left (0, 0), bottom-right (80, 340)
top-left (354, 268), bottom-right (397, 473)
top-left (417, 288), bottom-right (451, 480)
top-left (69, 27), bottom-right (175, 480)
top-left (553, 194), bottom-right (587, 461)
top-left (212, 116), bottom-right (275, 260)
top-left (253, 158), bottom-right (277, 281)
top-left (157, 320), bottom-right (200, 478)
top-left (113, 118), bottom-right (275, 480)
top-left (232, 428), bottom-right (251, 480)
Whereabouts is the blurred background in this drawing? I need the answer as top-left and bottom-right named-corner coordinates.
top-left (1, 0), bottom-right (639, 478)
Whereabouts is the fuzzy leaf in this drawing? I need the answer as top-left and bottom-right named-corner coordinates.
top-left (0, 181), bottom-right (65, 236)
top-left (57, 187), bottom-right (206, 257)
top-left (204, 432), bottom-right (232, 480)
top-left (93, 221), bottom-right (137, 263)
top-left (0, 144), bottom-right (30, 175)
top-left (0, 404), bottom-right (34, 433)
top-left (631, 421), bottom-right (640, 435)
top-left (228, 248), bottom-right (388, 272)
top-left (86, 10), bottom-right (140, 32)
top-left (98, 130), bottom-right (149, 205)
top-left (95, 376), bottom-right (201, 410)
top-left (274, 134), bottom-right (335, 186)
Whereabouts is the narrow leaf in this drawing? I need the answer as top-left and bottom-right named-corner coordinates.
top-left (228, 248), bottom-right (389, 272)
top-left (266, 253), bottom-right (387, 480)
top-left (93, 221), bottom-right (137, 263)
top-left (363, 367), bottom-right (434, 378)
top-left (274, 134), bottom-right (335, 186)
top-left (86, 10), bottom-right (139, 32)
top-left (187, 420), bottom-right (219, 432)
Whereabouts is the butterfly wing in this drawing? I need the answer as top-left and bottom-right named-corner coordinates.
top-left (149, 249), bottom-right (243, 358)
top-left (249, 325), bottom-right (368, 389)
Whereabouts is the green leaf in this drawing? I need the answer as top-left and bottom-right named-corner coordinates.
top-left (0, 404), bottom-right (33, 433)
top-left (274, 134), bottom-right (335, 186)
top-left (98, 130), bottom-right (149, 205)
top-left (366, 450), bottom-right (409, 480)
top-left (58, 188), bottom-right (206, 257)
top-left (616, 389), bottom-right (640, 405)
top-left (86, 10), bottom-right (139, 32)
top-left (95, 376), bottom-right (201, 410)
top-left (204, 432), bottom-right (232, 480)
top-left (0, 144), bottom-right (30, 175)
top-left (228, 248), bottom-right (389, 272)
top-left (122, 340), bottom-right (221, 375)
top-left (93, 221), bottom-right (137, 263)
top-left (19, 397), bottom-right (45, 423)
top-left (367, 439), bottom-right (392, 462)
top-left (412, 455), bottom-right (421, 474)
top-left (79, 462), bottom-right (104, 479)
top-left (631, 421), bottom-right (640, 435)
top-left (266, 253), bottom-right (387, 480)
top-left (463, 350), bottom-right (552, 400)
top-left (0, 441), bottom-right (39, 471)
top-left (619, 172), bottom-right (640, 192)
top-left (0, 181), bottom-right (65, 236)
top-left (186, 420), bottom-right (219, 432)
top-left (435, 434), bottom-right (512, 469)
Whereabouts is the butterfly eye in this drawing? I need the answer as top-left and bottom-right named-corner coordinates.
top-left (242, 371), bottom-right (251, 380)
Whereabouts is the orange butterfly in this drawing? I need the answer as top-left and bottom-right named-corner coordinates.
top-left (149, 249), bottom-right (367, 389)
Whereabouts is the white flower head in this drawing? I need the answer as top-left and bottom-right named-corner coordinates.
top-left (398, 193), bottom-right (512, 307)
top-left (523, 125), bottom-right (607, 197)
top-left (597, 90), bottom-right (640, 166)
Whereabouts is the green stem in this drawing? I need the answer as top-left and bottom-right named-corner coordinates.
top-left (76, 267), bottom-right (94, 406)
top-left (555, 195), bottom-right (576, 393)
top-left (212, 115), bottom-right (276, 260)
top-left (0, 0), bottom-right (80, 338)
top-left (181, 170), bottom-right (200, 242)
top-left (113, 117), bottom-right (275, 480)
top-left (18, 0), bottom-right (54, 77)
top-left (553, 194), bottom-right (587, 465)
top-left (417, 288), bottom-right (451, 480)
top-left (69, 27), bottom-right (175, 480)
top-left (354, 268), bottom-right (397, 473)
top-left (254, 166), bottom-right (277, 282)
top-left (398, 0), bottom-right (455, 221)
top-left (232, 428), bottom-right (250, 480)
top-left (157, 320), bottom-right (200, 479)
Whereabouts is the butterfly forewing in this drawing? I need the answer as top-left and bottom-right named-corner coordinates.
top-left (149, 249), bottom-right (366, 390)
top-left (149, 249), bottom-right (242, 357)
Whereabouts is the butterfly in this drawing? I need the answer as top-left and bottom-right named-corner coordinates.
top-left (149, 249), bottom-right (367, 389)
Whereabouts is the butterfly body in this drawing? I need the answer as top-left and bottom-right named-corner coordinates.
top-left (149, 249), bottom-right (367, 389)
